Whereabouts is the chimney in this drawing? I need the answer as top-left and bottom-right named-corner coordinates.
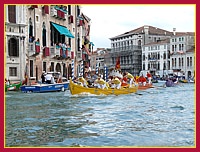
top-left (144, 25), bottom-right (149, 35)
top-left (173, 28), bottom-right (176, 35)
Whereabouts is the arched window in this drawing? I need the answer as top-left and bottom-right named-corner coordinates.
top-left (172, 58), bottom-right (174, 67)
top-left (163, 52), bottom-right (166, 59)
top-left (42, 22), bottom-right (47, 47)
top-left (179, 58), bottom-right (181, 67)
top-left (55, 63), bottom-right (61, 72)
top-left (138, 40), bottom-right (141, 49)
top-left (29, 18), bottom-right (33, 38)
top-left (8, 37), bottom-right (19, 57)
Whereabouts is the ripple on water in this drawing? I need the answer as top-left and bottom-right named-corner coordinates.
top-left (5, 83), bottom-right (195, 147)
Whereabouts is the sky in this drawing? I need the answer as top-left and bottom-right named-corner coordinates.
top-left (81, 4), bottom-right (195, 50)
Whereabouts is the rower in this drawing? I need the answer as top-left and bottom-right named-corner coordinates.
top-left (124, 72), bottom-right (136, 87)
top-left (112, 77), bottom-right (121, 89)
top-left (95, 77), bottom-right (108, 89)
top-left (78, 77), bottom-right (88, 88)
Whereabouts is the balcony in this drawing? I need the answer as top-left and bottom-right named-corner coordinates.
top-left (50, 6), bottom-right (67, 20)
top-left (28, 43), bottom-right (40, 56)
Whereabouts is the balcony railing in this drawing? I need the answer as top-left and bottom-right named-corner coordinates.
top-left (111, 45), bottom-right (142, 52)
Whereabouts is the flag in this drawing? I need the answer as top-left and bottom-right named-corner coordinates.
top-left (177, 50), bottom-right (184, 54)
top-left (115, 56), bottom-right (120, 69)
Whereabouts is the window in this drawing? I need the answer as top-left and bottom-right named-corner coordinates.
top-left (190, 57), bottom-right (192, 66)
top-left (175, 58), bottom-right (177, 67)
top-left (143, 64), bottom-right (145, 70)
top-left (187, 57), bottom-right (189, 67)
top-left (182, 58), bottom-right (184, 66)
top-left (36, 16), bottom-right (39, 22)
top-left (163, 52), bottom-right (166, 59)
top-left (9, 67), bottom-right (17, 76)
top-left (29, 18), bottom-right (33, 38)
top-left (43, 62), bottom-right (46, 72)
top-left (50, 62), bottom-right (54, 71)
top-left (178, 58), bottom-right (181, 67)
top-left (8, 5), bottom-right (16, 23)
top-left (172, 58), bottom-right (174, 67)
top-left (8, 38), bottom-right (19, 57)
top-left (30, 60), bottom-right (34, 77)
top-left (42, 22), bottom-right (46, 47)
top-left (68, 5), bottom-right (71, 15)
top-left (179, 44), bottom-right (181, 51)
top-left (142, 54), bottom-right (145, 61)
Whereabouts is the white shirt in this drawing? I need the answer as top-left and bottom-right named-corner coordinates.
top-left (45, 74), bottom-right (52, 81)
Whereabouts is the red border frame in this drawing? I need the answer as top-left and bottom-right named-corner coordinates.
top-left (2, 1), bottom-right (198, 152)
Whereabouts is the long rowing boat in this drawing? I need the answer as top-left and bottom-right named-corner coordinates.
top-left (138, 84), bottom-right (155, 90)
top-left (69, 79), bottom-right (138, 95)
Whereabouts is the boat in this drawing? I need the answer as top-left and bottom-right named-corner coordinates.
top-left (165, 80), bottom-right (176, 87)
top-left (179, 79), bottom-right (188, 83)
top-left (20, 71), bottom-right (69, 93)
top-left (20, 82), bottom-right (69, 93)
top-left (138, 84), bottom-right (155, 90)
top-left (69, 79), bottom-right (138, 96)
top-left (5, 82), bottom-right (22, 91)
top-left (152, 79), bottom-right (158, 83)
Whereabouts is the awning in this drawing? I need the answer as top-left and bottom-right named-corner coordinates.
top-left (90, 42), bottom-right (94, 46)
top-left (51, 22), bottom-right (74, 38)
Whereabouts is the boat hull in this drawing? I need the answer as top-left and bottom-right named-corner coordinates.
top-left (20, 82), bottom-right (69, 93)
top-left (165, 80), bottom-right (176, 87)
top-left (5, 82), bottom-right (22, 91)
top-left (138, 84), bottom-right (154, 90)
top-left (69, 79), bottom-right (138, 95)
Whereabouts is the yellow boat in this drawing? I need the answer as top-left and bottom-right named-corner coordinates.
top-left (69, 79), bottom-right (138, 95)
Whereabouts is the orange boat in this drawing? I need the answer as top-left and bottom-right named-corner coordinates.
top-left (138, 84), bottom-right (155, 90)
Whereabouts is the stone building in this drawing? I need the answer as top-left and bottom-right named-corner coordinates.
top-left (170, 31), bottom-right (195, 79)
top-left (142, 38), bottom-right (171, 77)
top-left (5, 5), bottom-right (27, 82)
top-left (107, 25), bottom-right (174, 76)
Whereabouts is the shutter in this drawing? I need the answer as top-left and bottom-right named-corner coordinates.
top-left (35, 45), bottom-right (40, 53)
top-left (45, 47), bottom-right (50, 56)
top-left (60, 48), bottom-right (63, 57)
top-left (44, 5), bottom-right (49, 14)
top-left (71, 52), bottom-right (74, 59)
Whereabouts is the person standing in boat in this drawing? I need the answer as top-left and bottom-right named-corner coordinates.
top-left (146, 72), bottom-right (152, 85)
top-left (41, 71), bottom-right (46, 83)
top-left (45, 73), bottom-right (53, 84)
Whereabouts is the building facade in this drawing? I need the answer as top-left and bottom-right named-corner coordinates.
top-left (109, 25), bottom-right (195, 79)
top-left (142, 39), bottom-right (171, 77)
top-left (108, 25), bottom-right (173, 76)
top-left (5, 5), bottom-right (92, 83)
top-left (5, 5), bottom-right (27, 82)
top-left (170, 32), bottom-right (195, 79)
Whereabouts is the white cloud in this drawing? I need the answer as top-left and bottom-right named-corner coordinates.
top-left (82, 5), bottom-right (195, 49)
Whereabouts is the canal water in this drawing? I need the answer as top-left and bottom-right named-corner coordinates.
top-left (5, 81), bottom-right (195, 147)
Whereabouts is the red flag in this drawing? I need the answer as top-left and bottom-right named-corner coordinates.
top-left (115, 56), bottom-right (120, 69)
